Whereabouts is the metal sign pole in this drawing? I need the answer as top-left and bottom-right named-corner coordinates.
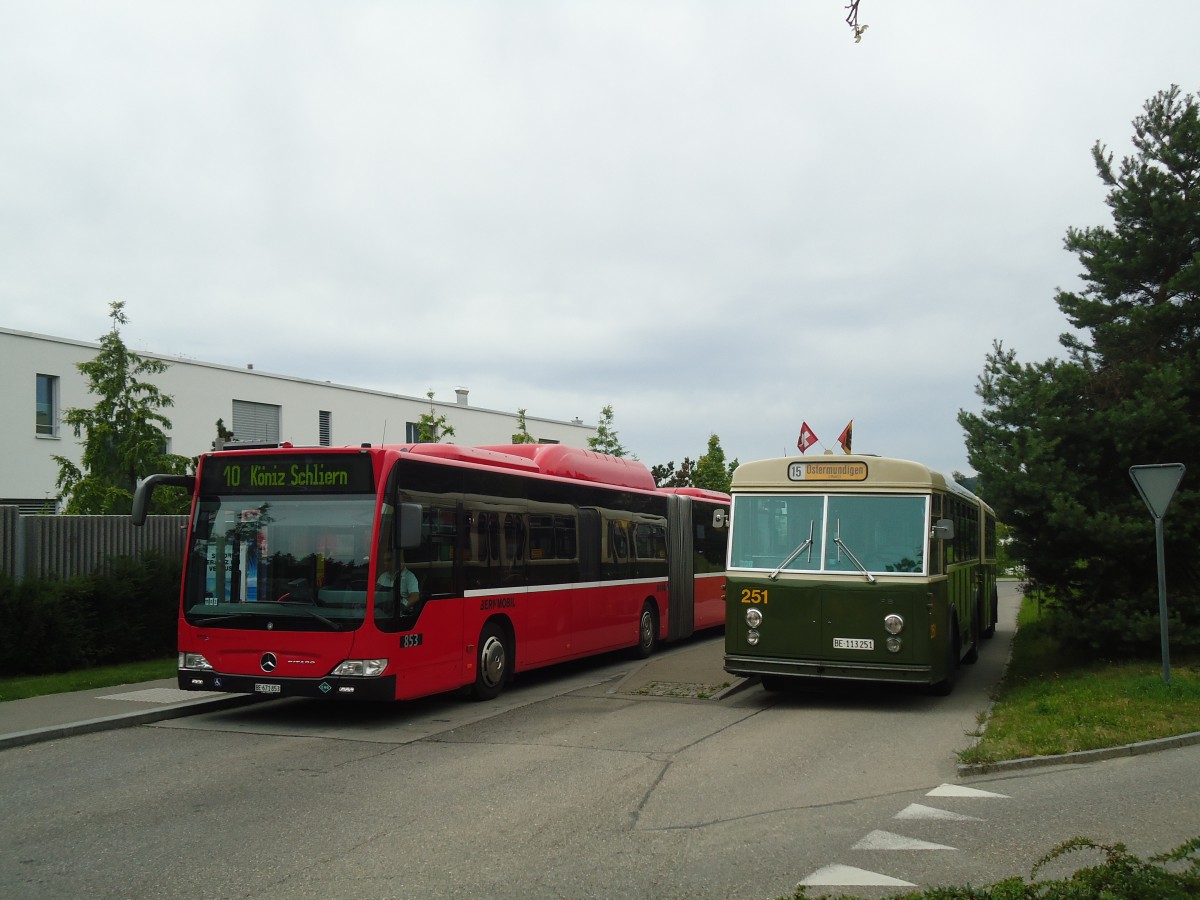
top-left (1128, 463), bottom-right (1186, 686)
top-left (1153, 514), bottom-right (1170, 685)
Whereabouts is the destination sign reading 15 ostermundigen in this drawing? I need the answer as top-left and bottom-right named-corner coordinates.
top-left (788, 461), bottom-right (869, 482)
top-left (202, 455), bottom-right (375, 494)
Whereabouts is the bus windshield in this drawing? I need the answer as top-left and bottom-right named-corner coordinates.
top-left (730, 493), bottom-right (928, 576)
top-left (183, 493), bottom-right (377, 630)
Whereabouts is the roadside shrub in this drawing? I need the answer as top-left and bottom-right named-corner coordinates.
top-left (784, 836), bottom-right (1200, 899)
top-left (84, 552), bottom-right (180, 664)
top-left (1043, 585), bottom-right (1200, 658)
top-left (0, 553), bottom-right (181, 677)
top-left (0, 570), bottom-right (95, 674)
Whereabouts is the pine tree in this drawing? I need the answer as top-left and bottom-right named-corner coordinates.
top-left (692, 434), bottom-right (738, 494)
top-left (587, 405), bottom-right (627, 457)
top-left (959, 86), bottom-right (1200, 653)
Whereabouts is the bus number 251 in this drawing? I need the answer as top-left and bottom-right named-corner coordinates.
top-left (741, 589), bottom-right (768, 605)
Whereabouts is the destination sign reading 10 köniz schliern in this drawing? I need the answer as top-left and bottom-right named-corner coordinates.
top-left (203, 454), bottom-right (375, 494)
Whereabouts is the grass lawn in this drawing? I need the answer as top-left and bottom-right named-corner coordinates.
top-left (0, 657), bottom-right (177, 702)
top-left (960, 593), bottom-right (1200, 765)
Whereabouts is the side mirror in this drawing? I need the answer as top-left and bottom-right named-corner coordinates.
top-left (713, 509), bottom-right (728, 529)
top-left (132, 473), bottom-right (195, 526)
top-left (931, 518), bottom-right (955, 541)
top-left (396, 502), bottom-right (423, 549)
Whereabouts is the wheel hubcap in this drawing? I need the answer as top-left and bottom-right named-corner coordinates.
top-left (480, 635), bottom-right (505, 687)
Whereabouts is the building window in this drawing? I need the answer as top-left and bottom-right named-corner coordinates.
top-left (231, 399), bottom-right (281, 444)
top-left (36, 374), bottom-right (58, 436)
top-left (319, 410), bottom-right (332, 446)
top-left (406, 421), bottom-right (420, 443)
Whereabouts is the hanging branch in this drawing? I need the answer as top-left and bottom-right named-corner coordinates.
top-left (845, 1), bottom-right (868, 42)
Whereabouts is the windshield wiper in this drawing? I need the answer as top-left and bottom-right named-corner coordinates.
top-left (192, 605), bottom-right (341, 631)
top-left (769, 521), bottom-right (814, 581)
top-left (833, 519), bottom-right (876, 583)
top-left (192, 612), bottom-right (262, 626)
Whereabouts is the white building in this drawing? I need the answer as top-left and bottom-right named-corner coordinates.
top-left (3, 327), bottom-right (595, 513)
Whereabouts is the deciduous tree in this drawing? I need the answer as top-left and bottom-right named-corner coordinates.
top-left (511, 408), bottom-right (536, 444)
top-left (652, 458), bottom-right (696, 488)
top-left (53, 302), bottom-right (192, 514)
top-left (416, 391), bottom-right (456, 443)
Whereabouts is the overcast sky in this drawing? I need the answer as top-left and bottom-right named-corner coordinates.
top-left (3, 2), bottom-right (1197, 477)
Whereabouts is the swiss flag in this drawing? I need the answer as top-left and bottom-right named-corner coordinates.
top-left (797, 422), bottom-right (819, 454)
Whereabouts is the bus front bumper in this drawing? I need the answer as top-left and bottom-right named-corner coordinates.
top-left (724, 654), bottom-right (933, 686)
top-left (179, 670), bottom-right (398, 701)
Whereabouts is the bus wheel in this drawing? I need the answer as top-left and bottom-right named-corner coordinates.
top-left (983, 586), bottom-right (998, 639)
top-left (963, 597), bottom-right (981, 665)
top-left (471, 621), bottom-right (509, 701)
top-left (760, 675), bottom-right (789, 692)
top-left (633, 603), bottom-right (658, 659)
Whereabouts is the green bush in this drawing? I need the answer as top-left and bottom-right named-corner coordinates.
top-left (0, 553), bottom-right (181, 677)
top-left (1041, 584), bottom-right (1200, 658)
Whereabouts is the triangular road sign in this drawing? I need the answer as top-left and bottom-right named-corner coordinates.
top-left (1130, 464), bottom-right (1185, 519)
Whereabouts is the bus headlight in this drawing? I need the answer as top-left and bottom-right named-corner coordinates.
top-left (886, 637), bottom-right (903, 653)
top-left (179, 652), bottom-right (213, 670)
top-left (332, 659), bottom-right (389, 677)
top-left (746, 608), bottom-right (763, 628)
top-left (746, 630), bottom-right (761, 646)
top-left (884, 614), bottom-right (904, 635)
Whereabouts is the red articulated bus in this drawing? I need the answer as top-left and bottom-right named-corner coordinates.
top-left (133, 442), bottom-right (729, 702)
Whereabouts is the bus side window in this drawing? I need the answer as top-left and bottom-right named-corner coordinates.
top-left (407, 507), bottom-right (457, 598)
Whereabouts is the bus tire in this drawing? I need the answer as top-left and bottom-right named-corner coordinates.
top-left (633, 602), bottom-right (658, 659)
top-left (962, 596), bottom-right (981, 665)
top-left (760, 675), bottom-right (789, 692)
top-left (983, 585), bottom-right (998, 639)
top-left (470, 620), bottom-right (510, 701)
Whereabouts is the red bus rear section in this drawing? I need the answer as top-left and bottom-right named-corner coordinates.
top-left (134, 443), bottom-right (729, 702)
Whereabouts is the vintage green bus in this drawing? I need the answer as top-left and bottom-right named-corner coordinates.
top-left (724, 456), bottom-right (997, 695)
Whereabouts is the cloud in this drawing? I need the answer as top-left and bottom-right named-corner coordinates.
top-left (3, 0), bottom-right (1197, 483)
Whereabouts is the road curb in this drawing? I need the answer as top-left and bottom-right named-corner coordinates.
top-left (0, 694), bottom-right (262, 752)
top-left (956, 728), bottom-right (1200, 777)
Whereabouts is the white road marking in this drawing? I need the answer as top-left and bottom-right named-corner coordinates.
top-left (927, 783), bottom-right (1009, 798)
top-left (853, 829), bottom-right (956, 851)
top-left (799, 865), bottom-right (916, 887)
top-left (894, 803), bottom-right (983, 821)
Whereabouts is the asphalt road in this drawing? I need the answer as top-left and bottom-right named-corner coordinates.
top-left (2, 581), bottom-right (1197, 899)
